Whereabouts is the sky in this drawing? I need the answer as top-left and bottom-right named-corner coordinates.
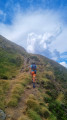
top-left (0, 0), bottom-right (67, 68)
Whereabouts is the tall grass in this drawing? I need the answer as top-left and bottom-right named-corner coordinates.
top-left (0, 80), bottom-right (9, 110)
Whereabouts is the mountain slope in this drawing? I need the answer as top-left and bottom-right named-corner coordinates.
top-left (0, 35), bottom-right (67, 120)
top-left (0, 35), bottom-right (27, 79)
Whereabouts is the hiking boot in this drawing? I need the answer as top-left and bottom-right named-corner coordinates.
top-left (33, 83), bottom-right (35, 88)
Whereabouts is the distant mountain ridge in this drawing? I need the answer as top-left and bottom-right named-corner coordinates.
top-left (0, 35), bottom-right (26, 55)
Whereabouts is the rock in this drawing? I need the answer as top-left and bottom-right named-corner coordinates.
top-left (26, 85), bottom-right (31, 89)
top-left (0, 109), bottom-right (6, 120)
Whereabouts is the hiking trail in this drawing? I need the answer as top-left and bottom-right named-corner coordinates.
top-left (5, 71), bottom-right (41, 120)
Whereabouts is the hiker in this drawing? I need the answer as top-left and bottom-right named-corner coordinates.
top-left (30, 62), bottom-right (37, 88)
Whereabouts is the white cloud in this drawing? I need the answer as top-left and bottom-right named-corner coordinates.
top-left (0, 8), bottom-right (67, 63)
top-left (27, 30), bottom-right (61, 54)
top-left (60, 62), bottom-right (67, 68)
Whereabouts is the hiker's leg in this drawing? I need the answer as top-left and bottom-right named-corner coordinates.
top-left (33, 76), bottom-right (35, 82)
top-left (33, 74), bottom-right (36, 88)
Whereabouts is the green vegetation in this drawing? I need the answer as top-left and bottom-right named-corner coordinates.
top-left (7, 73), bottom-right (31, 107)
top-left (18, 115), bottom-right (31, 120)
top-left (39, 107), bottom-right (50, 118)
top-left (27, 109), bottom-right (42, 120)
top-left (29, 55), bottom-right (39, 61)
top-left (0, 48), bottom-right (24, 79)
top-left (8, 84), bottom-right (24, 107)
top-left (49, 101), bottom-right (67, 120)
top-left (26, 99), bottom-right (40, 112)
top-left (48, 114), bottom-right (57, 120)
top-left (0, 36), bottom-right (26, 79)
top-left (0, 80), bottom-right (9, 110)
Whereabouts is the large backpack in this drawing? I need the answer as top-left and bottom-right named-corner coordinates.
top-left (31, 64), bottom-right (36, 70)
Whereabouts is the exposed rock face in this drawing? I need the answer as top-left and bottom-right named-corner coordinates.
top-left (0, 109), bottom-right (6, 120)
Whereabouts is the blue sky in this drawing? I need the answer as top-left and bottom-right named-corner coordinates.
top-left (0, 0), bottom-right (67, 68)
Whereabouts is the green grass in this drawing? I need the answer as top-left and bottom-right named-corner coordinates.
top-left (49, 101), bottom-right (67, 120)
top-left (27, 109), bottom-right (42, 120)
top-left (8, 98), bottom-right (18, 107)
top-left (18, 115), bottom-right (31, 120)
top-left (8, 84), bottom-right (24, 107)
top-left (0, 80), bottom-right (9, 110)
top-left (26, 99), bottom-right (40, 112)
top-left (8, 74), bottom-right (31, 107)
top-left (48, 114), bottom-right (57, 120)
top-left (39, 106), bottom-right (50, 118)
top-left (0, 48), bottom-right (24, 79)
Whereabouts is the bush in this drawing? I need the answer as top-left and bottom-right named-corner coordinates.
top-left (8, 98), bottom-right (18, 107)
top-left (45, 81), bottom-right (56, 89)
top-left (39, 107), bottom-right (50, 118)
top-left (46, 90), bottom-right (58, 100)
top-left (18, 115), bottom-right (31, 120)
top-left (49, 101), bottom-right (67, 120)
top-left (27, 109), bottom-right (42, 120)
top-left (26, 99), bottom-right (40, 112)
top-left (28, 94), bottom-right (36, 100)
top-left (12, 84), bottom-right (24, 95)
top-left (48, 114), bottom-right (57, 120)
top-left (12, 94), bottom-right (20, 100)
top-left (44, 96), bottom-right (52, 103)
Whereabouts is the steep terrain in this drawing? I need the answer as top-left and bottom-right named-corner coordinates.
top-left (0, 35), bottom-right (67, 120)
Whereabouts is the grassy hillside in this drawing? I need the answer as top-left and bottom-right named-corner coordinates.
top-left (0, 35), bottom-right (67, 120)
top-left (0, 35), bottom-right (27, 79)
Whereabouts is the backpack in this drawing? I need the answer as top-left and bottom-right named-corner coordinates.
top-left (31, 64), bottom-right (36, 70)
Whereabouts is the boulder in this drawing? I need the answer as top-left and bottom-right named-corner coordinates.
top-left (0, 109), bottom-right (6, 120)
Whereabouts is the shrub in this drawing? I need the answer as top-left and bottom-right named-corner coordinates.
top-left (12, 84), bottom-right (24, 95)
top-left (26, 99), bottom-right (40, 112)
top-left (49, 101), bottom-right (67, 120)
top-left (8, 98), bottom-right (18, 107)
top-left (29, 94), bottom-right (36, 100)
top-left (46, 90), bottom-right (58, 100)
top-left (39, 107), bottom-right (50, 118)
top-left (12, 94), bottom-right (20, 100)
top-left (48, 114), bottom-right (57, 120)
top-left (56, 92), bottom-right (64, 103)
top-left (45, 81), bottom-right (56, 90)
top-left (27, 109), bottom-right (42, 120)
top-left (44, 96), bottom-right (52, 103)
